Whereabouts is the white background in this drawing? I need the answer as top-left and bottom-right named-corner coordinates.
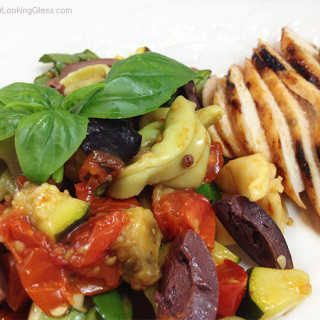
top-left (0, 0), bottom-right (320, 319)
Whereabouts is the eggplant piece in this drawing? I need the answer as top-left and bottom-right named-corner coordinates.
top-left (182, 80), bottom-right (202, 110)
top-left (155, 229), bottom-right (219, 320)
top-left (60, 58), bottom-right (118, 79)
top-left (213, 194), bottom-right (293, 269)
top-left (81, 118), bottom-right (142, 163)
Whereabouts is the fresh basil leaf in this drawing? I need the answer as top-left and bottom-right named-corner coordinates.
top-left (15, 110), bottom-right (88, 184)
top-left (0, 109), bottom-right (25, 141)
top-left (0, 83), bottom-right (64, 109)
top-left (52, 165), bottom-right (64, 183)
top-left (34, 70), bottom-right (56, 85)
top-left (79, 52), bottom-right (198, 118)
top-left (193, 69), bottom-right (211, 100)
top-left (4, 102), bottom-right (50, 114)
top-left (194, 182), bottom-right (222, 204)
top-left (38, 49), bottom-right (100, 76)
top-left (0, 102), bottom-right (49, 140)
top-left (75, 49), bottom-right (100, 61)
top-left (61, 82), bottom-right (106, 113)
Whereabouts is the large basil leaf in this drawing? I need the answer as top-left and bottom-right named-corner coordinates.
top-left (78, 52), bottom-right (198, 118)
top-left (15, 110), bottom-right (88, 184)
top-left (0, 101), bottom-right (50, 141)
top-left (0, 109), bottom-right (25, 140)
top-left (61, 82), bottom-right (106, 113)
top-left (193, 69), bottom-right (211, 99)
top-left (0, 83), bottom-right (63, 109)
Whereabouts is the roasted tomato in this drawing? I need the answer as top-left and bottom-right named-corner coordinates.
top-left (153, 189), bottom-right (215, 249)
top-left (204, 142), bottom-right (224, 183)
top-left (216, 259), bottom-right (248, 317)
top-left (0, 210), bottom-right (129, 317)
top-left (75, 150), bottom-right (125, 202)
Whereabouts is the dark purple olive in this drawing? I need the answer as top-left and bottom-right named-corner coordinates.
top-left (213, 194), bottom-right (293, 269)
top-left (81, 118), bottom-right (141, 163)
top-left (155, 229), bottom-right (219, 320)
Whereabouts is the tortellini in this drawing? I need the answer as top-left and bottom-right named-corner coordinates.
top-left (215, 153), bottom-right (288, 232)
top-left (108, 96), bottom-right (222, 199)
top-left (60, 64), bottom-right (110, 95)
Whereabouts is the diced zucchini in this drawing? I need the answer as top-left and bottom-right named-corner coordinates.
top-left (210, 241), bottom-right (240, 265)
top-left (237, 267), bottom-right (312, 320)
top-left (93, 287), bottom-right (132, 320)
top-left (12, 183), bottom-right (90, 241)
top-left (0, 169), bottom-right (16, 201)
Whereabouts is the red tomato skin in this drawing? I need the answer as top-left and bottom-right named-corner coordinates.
top-left (153, 190), bottom-right (215, 248)
top-left (60, 212), bottom-right (129, 269)
top-left (0, 252), bottom-right (29, 311)
top-left (91, 197), bottom-right (140, 216)
top-left (204, 142), bottom-right (224, 183)
top-left (216, 259), bottom-right (248, 317)
top-left (0, 210), bottom-right (129, 316)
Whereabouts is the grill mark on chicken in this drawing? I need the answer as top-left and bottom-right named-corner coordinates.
top-left (259, 47), bottom-right (286, 71)
top-left (296, 140), bottom-right (312, 179)
top-left (286, 43), bottom-right (320, 88)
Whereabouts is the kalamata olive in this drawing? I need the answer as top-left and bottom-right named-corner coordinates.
top-left (81, 118), bottom-right (142, 163)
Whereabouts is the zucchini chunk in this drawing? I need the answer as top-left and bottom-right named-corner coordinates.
top-left (210, 241), bottom-right (240, 265)
top-left (12, 183), bottom-right (90, 241)
top-left (237, 267), bottom-right (311, 320)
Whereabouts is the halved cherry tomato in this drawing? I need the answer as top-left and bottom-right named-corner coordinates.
top-left (216, 259), bottom-right (248, 317)
top-left (153, 190), bottom-right (215, 248)
top-left (204, 142), bottom-right (224, 183)
top-left (68, 256), bottom-right (121, 296)
top-left (1, 216), bottom-right (70, 315)
top-left (60, 212), bottom-right (129, 268)
top-left (91, 197), bottom-right (140, 216)
top-left (0, 210), bottom-right (129, 316)
top-left (16, 175), bottom-right (29, 190)
top-left (75, 176), bottom-right (100, 202)
top-left (76, 151), bottom-right (125, 202)
top-left (0, 252), bottom-right (29, 311)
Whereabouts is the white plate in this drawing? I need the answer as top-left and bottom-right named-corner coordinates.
top-left (1, 0), bottom-right (319, 319)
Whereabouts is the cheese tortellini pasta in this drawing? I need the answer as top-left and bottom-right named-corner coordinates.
top-left (108, 96), bottom-right (223, 199)
top-left (215, 153), bottom-right (288, 232)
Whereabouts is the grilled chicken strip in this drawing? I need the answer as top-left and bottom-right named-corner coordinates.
top-left (245, 57), bottom-right (305, 208)
top-left (253, 52), bottom-right (320, 216)
top-left (256, 40), bottom-right (320, 160)
top-left (225, 65), bottom-right (271, 161)
top-left (281, 26), bottom-right (320, 88)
